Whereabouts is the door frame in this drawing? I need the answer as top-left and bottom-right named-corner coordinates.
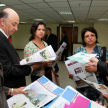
top-left (57, 24), bottom-right (73, 55)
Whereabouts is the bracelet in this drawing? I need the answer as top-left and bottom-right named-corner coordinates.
top-left (10, 88), bottom-right (13, 96)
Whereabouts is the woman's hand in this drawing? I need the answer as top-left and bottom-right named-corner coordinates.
top-left (58, 55), bottom-right (61, 61)
top-left (42, 61), bottom-right (54, 67)
top-left (68, 73), bottom-right (74, 79)
top-left (32, 61), bottom-right (54, 71)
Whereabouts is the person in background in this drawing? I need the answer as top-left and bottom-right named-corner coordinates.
top-left (59, 31), bottom-right (69, 61)
top-left (45, 27), bottom-right (59, 73)
top-left (24, 21), bottom-right (53, 82)
top-left (69, 27), bottom-right (108, 104)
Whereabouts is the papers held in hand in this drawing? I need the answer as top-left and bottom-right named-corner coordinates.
top-left (65, 60), bottom-right (98, 88)
top-left (78, 76), bottom-right (108, 94)
top-left (20, 45), bottom-right (56, 65)
top-left (49, 42), bottom-right (67, 67)
top-left (67, 52), bottom-right (97, 64)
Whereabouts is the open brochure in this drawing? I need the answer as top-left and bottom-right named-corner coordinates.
top-left (20, 45), bottom-right (56, 65)
top-left (65, 60), bottom-right (98, 88)
top-left (44, 85), bottom-right (105, 108)
top-left (67, 52), bottom-right (97, 64)
top-left (50, 42), bottom-right (67, 67)
top-left (78, 76), bottom-right (108, 94)
top-left (7, 76), bottom-right (64, 108)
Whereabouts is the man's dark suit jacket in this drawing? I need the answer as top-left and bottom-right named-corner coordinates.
top-left (0, 63), bottom-right (9, 108)
top-left (0, 31), bottom-right (31, 88)
top-left (60, 35), bottom-right (69, 49)
top-left (97, 61), bottom-right (108, 76)
top-left (45, 33), bottom-right (58, 52)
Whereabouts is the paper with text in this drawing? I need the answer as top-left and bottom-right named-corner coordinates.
top-left (7, 76), bottom-right (64, 108)
top-left (65, 60), bottom-right (98, 88)
top-left (20, 45), bottom-right (56, 65)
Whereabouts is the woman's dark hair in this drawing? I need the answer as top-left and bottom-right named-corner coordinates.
top-left (29, 21), bottom-right (46, 41)
top-left (81, 27), bottom-right (99, 46)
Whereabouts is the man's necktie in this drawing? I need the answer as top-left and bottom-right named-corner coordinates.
top-left (8, 37), bottom-right (12, 44)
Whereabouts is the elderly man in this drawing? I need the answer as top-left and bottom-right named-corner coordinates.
top-left (0, 8), bottom-right (52, 95)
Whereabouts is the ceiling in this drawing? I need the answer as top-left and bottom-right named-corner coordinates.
top-left (1, 0), bottom-right (108, 24)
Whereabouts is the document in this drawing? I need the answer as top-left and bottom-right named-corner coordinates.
top-left (78, 77), bottom-right (108, 94)
top-left (67, 52), bottom-right (97, 64)
top-left (7, 76), bottom-right (64, 108)
top-left (49, 42), bottom-right (67, 67)
top-left (20, 45), bottom-right (56, 65)
top-left (65, 60), bottom-right (98, 88)
top-left (44, 85), bottom-right (105, 108)
top-left (44, 85), bottom-right (90, 108)
top-left (90, 101), bottom-right (106, 108)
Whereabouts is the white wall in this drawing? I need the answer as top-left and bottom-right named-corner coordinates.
top-left (12, 24), bottom-right (31, 49)
top-left (94, 23), bottom-right (108, 49)
top-left (46, 24), bottom-right (59, 35)
top-left (73, 24), bottom-right (93, 43)
top-left (12, 24), bottom-right (59, 49)
top-left (12, 23), bottom-right (108, 58)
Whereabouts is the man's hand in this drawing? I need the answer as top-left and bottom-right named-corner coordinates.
top-left (89, 57), bottom-right (99, 67)
top-left (8, 87), bottom-right (28, 96)
top-left (85, 64), bottom-right (97, 72)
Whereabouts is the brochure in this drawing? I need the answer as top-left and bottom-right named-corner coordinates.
top-left (44, 85), bottom-right (105, 108)
top-left (44, 85), bottom-right (90, 108)
top-left (78, 76), bottom-right (108, 94)
top-left (7, 76), bottom-right (64, 108)
top-left (20, 45), bottom-right (56, 65)
top-left (67, 52), bottom-right (97, 64)
top-left (49, 42), bottom-right (67, 67)
top-left (65, 60), bottom-right (98, 88)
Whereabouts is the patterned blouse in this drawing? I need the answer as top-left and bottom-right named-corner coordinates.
top-left (74, 45), bottom-right (108, 60)
top-left (24, 41), bottom-right (48, 76)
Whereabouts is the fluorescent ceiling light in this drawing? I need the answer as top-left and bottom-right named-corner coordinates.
top-left (68, 21), bottom-right (75, 23)
top-left (20, 22), bottom-right (27, 24)
top-left (59, 11), bottom-right (72, 14)
top-left (98, 19), bottom-right (108, 21)
top-left (34, 19), bottom-right (43, 21)
top-left (0, 3), bottom-right (6, 6)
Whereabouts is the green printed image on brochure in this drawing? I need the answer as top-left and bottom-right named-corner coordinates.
top-left (67, 52), bottom-right (97, 64)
